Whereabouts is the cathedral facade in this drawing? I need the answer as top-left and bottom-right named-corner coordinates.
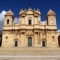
top-left (2, 8), bottom-right (58, 47)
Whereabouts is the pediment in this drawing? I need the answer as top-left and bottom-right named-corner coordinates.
top-left (26, 31), bottom-right (33, 36)
top-left (26, 10), bottom-right (33, 14)
top-left (14, 38), bottom-right (18, 41)
top-left (26, 33), bottom-right (33, 36)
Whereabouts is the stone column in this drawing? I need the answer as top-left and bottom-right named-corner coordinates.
top-left (24, 32), bottom-right (27, 47)
top-left (20, 32), bottom-right (25, 47)
top-left (38, 32), bottom-right (40, 44)
top-left (34, 32), bottom-right (38, 47)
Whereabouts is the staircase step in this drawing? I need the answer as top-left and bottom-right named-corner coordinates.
top-left (0, 47), bottom-right (60, 55)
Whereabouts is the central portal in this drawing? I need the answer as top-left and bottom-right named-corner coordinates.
top-left (28, 37), bottom-right (32, 46)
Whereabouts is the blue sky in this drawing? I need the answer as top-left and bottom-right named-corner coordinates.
top-left (0, 0), bottom-right (60, 31)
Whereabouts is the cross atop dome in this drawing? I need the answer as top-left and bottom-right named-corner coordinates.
top-left (28, 7), bottom-right (32, 10)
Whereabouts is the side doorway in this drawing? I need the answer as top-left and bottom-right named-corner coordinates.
top-left (14, 39), bottom-right (18, 47)
top-left (15, 41), bottom-right (18, 47)
top-left (42, 40), bottom-right (46, 47)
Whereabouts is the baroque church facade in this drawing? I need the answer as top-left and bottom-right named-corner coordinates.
top-left (2, 8), bottom-right (58, 47)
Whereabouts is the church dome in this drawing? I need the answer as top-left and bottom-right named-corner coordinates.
top-left (5, 10), bottom-right (14, 16)
top-left (47, 9), bottom-right (56, 16)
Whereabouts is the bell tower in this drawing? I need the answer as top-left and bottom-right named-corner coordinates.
top-left (4, 10), bottom-right (14, 26)
top-left (34, 8), bottom-right (41, 24)
top-left (46, 9), bottom-right (56, 26)
top-left (19, 8), bottom-right (41, 25)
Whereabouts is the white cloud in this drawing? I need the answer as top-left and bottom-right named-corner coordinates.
top-left (57, 29), bottom-right (60, 32)
top-left (2, 10), bottom-right (6, 15)
top-left (41, 20), bottom-right (46, 25)
top-left (14, 17), bottom-right (19, 24)
top-left (0, 10), bottom-right (6, 22)
top-left (0, 10), bottom-right (6, 30)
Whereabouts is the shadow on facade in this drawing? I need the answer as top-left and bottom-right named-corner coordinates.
top-left (0, 31), bottom-right (2, 47)
top-left (58, 35), bottom-right (60, 47)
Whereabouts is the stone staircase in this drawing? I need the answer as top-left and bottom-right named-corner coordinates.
top-left (0, 47), bottom-right (60, 55)
top-left (0, 47), bottom-right (60, 60)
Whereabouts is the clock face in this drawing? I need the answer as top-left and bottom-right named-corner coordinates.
top-left (51, 20), bottom-right (54, 24)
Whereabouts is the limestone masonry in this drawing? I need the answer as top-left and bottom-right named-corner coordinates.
top-left (2, 7), bottom-right (59, 47)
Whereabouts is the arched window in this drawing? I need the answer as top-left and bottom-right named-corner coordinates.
top-left (28, 19), bottom-right (31, 25)
top-left (7, 19), bottom-right (9, 24)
